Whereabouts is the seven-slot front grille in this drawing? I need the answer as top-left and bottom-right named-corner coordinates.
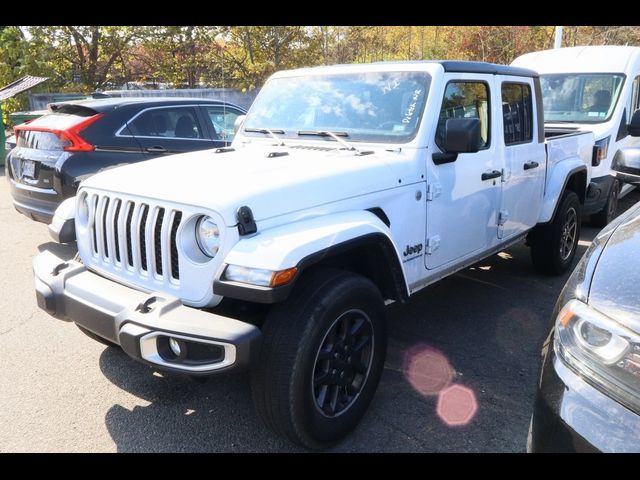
top-left (89, 194), bottom-right (183, 282)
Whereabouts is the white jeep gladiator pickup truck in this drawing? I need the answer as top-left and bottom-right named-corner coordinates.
top-left (34, 61), bottom-right (594, 448)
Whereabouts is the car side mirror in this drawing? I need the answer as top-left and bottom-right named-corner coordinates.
top-left (612, 150), bottom-right (640, 185)
top-left (234, 115), bottom-right (246, 135)
top-left (442, 118), bottom-right (482, 153)
top-left (432, 118), bottom-right (482, 165)
top-left (628, 109), bottom-right (640, 137)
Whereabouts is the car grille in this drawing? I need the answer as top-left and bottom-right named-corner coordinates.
top-left (89, 193), bottom-right (183, 282)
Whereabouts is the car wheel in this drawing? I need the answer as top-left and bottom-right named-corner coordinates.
top-left (590, 179), bottom-right (620, 228)
top-left (251, 268), bottom-right (387, 449)
top-left (530, 190), bottom-right (581, 275)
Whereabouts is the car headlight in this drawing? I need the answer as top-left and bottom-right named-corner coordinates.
top-left (223, 264), bottom-right (298, 287)
top-left (224, 265), bottom-right (274, 286)
top-left (592, 136), bottom-right (610, 167)
top-left (196, 216), bottom-right (220, 258)
top-left (552, 203), bottom-right (640, 414)
top-left (555, 300), bottom-right (640, 413)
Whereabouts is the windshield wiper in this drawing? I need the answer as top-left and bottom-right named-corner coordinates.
top-left (297, 130), bottom-right (356, 151)
top-left (244, 127), bottom-right (285, 146)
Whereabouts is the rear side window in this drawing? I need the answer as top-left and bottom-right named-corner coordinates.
top-left (436, 81), bottom-right (490, 149)
top-left (501, 83), bottom-right (533, 145)
top-left (203, 106), bottom-right (241, 142)
top-left (125, 107), bottom-right (205, 139)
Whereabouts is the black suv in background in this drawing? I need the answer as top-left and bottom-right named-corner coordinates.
top-left (529, 199), bottom-right (640, 452)
top-left (6, 97), bottom-right (245, 223)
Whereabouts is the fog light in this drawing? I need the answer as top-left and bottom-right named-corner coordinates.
top-left (169, 337), bottom-right (182, 357)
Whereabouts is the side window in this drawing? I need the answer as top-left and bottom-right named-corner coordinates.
top-left (632, 76), bottom-right (640, 113)
top-left (126, 107), bottom-right (205, 139)
top-left (436, 81), bottom-right (490, 150)
top-left (204, 106), bottom-right (241, 142)
top-left (501, 83), bottom-right (533, 145)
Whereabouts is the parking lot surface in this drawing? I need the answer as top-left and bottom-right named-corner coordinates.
top-left (1, 166), bottom-right (638, 452)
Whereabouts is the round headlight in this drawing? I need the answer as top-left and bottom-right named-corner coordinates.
top-left (196, 216), bottom-right (220, 258)
top-left (77, 194), bottom-right (90, 226)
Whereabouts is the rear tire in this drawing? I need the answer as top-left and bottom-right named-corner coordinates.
top-left (590, 179), bottom-right (619, 228)
top-left (530, 190), bottom-right (581, 275)
top-left (76, 324), bottom-right (118, 348)
top-left (251, 269), bottom-right (387, 449)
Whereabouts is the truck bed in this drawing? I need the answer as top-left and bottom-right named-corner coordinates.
top-left (545, 129), bottom-right (594, 192)
top-left (544, 126), bottom-right (584, 139)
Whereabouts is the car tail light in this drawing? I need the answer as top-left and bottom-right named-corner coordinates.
top-left (14, 113), bottom-right (103, 152)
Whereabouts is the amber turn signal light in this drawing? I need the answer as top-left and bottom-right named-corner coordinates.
top-left (270, 267), bottom-right (298, 287)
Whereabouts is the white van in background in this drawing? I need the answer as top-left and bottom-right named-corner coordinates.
top-left (512, 46), bottom-right (640, 226)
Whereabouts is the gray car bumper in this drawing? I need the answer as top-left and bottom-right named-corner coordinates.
top-left (33, 250), bottom-right (261, 375)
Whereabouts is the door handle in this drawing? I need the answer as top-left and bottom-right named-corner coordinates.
top-left (146, 146), bottom-right (167, 153)
top-left (524, 161), bottom-right (539, 170)
top-left (481, 170), bottom-right (502, 181)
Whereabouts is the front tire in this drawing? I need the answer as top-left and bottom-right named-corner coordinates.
top-left (530, 190), bottom-right (581, 275)
top-left (590, 179), bottom-right (620, 228)
top-left (251, 269), bottom-right (387, 449)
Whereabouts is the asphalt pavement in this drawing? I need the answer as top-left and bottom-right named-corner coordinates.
top-left (1, 166), bottom-right (638, 452)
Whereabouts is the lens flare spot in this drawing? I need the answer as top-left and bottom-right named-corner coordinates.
top-left (403, 345), bottom-right (454, 396)
top-left (437, 384), bottom-right (478, 426)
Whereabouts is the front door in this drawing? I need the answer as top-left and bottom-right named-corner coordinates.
top-left (425, 76), bottom-right (502, 270)
top-left (200, 104), bottom-right (244, 146)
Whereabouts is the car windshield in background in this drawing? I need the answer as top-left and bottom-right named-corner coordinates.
top-left (243, 71), bottom-right (431, 143)
top-left (540, 73), bottom-right (625, 124)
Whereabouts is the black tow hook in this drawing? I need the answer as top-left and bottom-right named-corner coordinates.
top-left (137, 296), bottom-right (158, 314)
top-left (51, 262), bottom-right (69, 277)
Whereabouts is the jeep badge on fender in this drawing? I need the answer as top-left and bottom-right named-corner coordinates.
top-left (403, 243), bottom-right (423, 257)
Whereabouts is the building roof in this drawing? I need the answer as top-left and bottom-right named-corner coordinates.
top-left (0, 76), bottom-right (49, 102)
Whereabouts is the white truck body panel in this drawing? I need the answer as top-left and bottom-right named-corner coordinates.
top-left (539, 134), bottom-right (595, 223)
top-left (72, 61), bottom-right (593, 308)
top-left (223, 210), bottom-right (406, 279)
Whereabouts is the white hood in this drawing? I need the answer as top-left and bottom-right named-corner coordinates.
top-left (82, 144), bottom-right (405, 226)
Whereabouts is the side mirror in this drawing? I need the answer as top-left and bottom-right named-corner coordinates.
top-left (442, 118), bottom-right (482, 153)
top-left (432, 118), bottom-right (482, 165)
top-left (234, 115), bottom-right (246, 135)
top-left (628, 109), bottom-right (640, 137)
top-left (612, 150), bottom-right (640, 185)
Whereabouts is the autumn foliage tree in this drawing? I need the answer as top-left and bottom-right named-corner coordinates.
top-left (1, 25), bottom-right (640, 115)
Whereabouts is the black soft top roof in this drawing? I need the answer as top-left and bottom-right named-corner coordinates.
top-left (439, 61), bottom-right (538, 78)
top-left (371, 60), bottom-right (538, 78)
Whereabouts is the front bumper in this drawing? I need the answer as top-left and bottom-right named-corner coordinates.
top-left (33, 250), bottom-right (261, 375)
top-left (530, 340), bottom-right (640, 452)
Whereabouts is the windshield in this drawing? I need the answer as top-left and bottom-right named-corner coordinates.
top-left (540, 73), bottom-right (625, 124)
top-left (243, 71), bottom-right (431, 143)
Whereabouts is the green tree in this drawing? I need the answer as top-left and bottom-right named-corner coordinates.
top-left (135, 26), bottom-right (223, 88)
top-left (222, 26), bottom-right (318, 90)
top-left (26, 26), bottom-right (142, 91)
top-left (0, 26), bottom-right (56, 120)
